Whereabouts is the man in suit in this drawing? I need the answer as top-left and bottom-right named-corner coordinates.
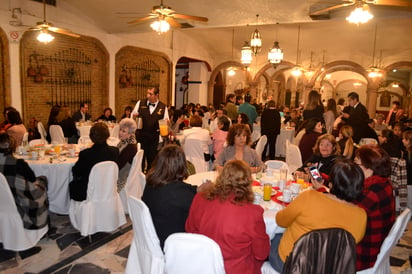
top-left (342, 92), bottom-right (376, 143)
top-left (69, 123), bottom-right (119, 201)
top-left (131, 87), bottom-right (169, 172)
top-left (72, 103), bottom-right (91, 122)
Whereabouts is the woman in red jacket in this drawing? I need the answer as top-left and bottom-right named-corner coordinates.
top-left (186, 160), bottom-right (270, 274)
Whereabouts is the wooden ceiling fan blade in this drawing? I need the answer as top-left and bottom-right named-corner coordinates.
top-left (48, 26), bottom-right (80, 38)
top-left (128, 15), bottom-right (156, 24)
top-left (172, 13), bottom-right (208, 22)
top-left (373, 0), bottom-right (412, 7)
top-left (165, 17), bottom-right (181, 28)
top-left (309, 2), bottom-right (354, 15)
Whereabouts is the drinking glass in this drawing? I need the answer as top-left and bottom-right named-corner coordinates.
top-left (54, 144), bottom-right (61, 157)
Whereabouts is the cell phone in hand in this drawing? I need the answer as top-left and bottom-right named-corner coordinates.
top-left (309, 166), bottom-right (323, 182)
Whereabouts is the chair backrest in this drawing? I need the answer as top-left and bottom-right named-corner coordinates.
top-left (37, 121), bottom-right (47, 140)
top-left (125, 150), bottom-right (146, 198)
top-left (107, 136), bottom-right (120, 147)
top-left (283, 228), bottom-right (356, 274)
top-left (49, 125), bottom-right (65, 144)
top-left (366, 208), bottom-right (411, 273)
top-left (265, 160), bottom-right (288, 171)
top-left (0, 173), bottom-right (19, 215)
top-left (285, 139), bottom-right (302, 173)
top-left (164, 233), bottom-right (225, 274)
top-left (87, 161), bottom-right (119, 200)
top-left (78, 125), bottom-right (92, 137)
top-left (111, 124), bottom-right (120, 137)
top-left (125, 196), bottom-right (165, 274)
top-left (255, 135), bottom-right (267, 160)
top-left (183, 138), bottom-right (209, 173)
top-left (78, 136), bottom-right (92, 145)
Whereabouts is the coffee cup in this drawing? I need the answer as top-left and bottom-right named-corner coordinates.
top-left (31, 151), bottom-right (38, 160)
top-left (69, 148), bottom-right (76, 157)
top-left (282, 189), bottom-right (292, 202)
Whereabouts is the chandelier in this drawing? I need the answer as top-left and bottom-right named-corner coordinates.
top-left (240, 41), bottom-right (253, 66)
top-left (250, 14), bottom-right (262, 55)
top-left (150, 16), bottom-right (170, 34)
top-left (37, 29), bottom-right (54, 44)
top-left (228, 29), bottom-right (236, 76)
top-left (291, 25), bottom-right (303, 77)
top-left (346, 1), bottom-right (373, 26)
top-left (268, 23), bottom-right (283, 67)
top-left (367, 23), bottom-right (384, 79)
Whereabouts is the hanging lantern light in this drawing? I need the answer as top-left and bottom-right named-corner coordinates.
top-left (268, 41), bottom-right (283, 67)
top-left (250, 14), bottom-right (262, 55)
top-left (241, 41), bottom-right (253, 66)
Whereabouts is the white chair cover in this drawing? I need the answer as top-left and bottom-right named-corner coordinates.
top-left (265, 160), bottom-right (289, 171)
top-left (251, 123), bottom-right (261, 143)
top-left (111, 124), bottom-right (120, 137)
top-left (183, 138), bottom-right (209, 173)
top-left (78, 125), bottom-right (92, 137)
top-left (120, 150), bottom-right (146, 213)
top-left (261, 261), bottom-right (281, 274)
top-left (29, 139), bottom-right (48, 147)
top-left (125, 196), bottom-right (165, 274)
top-left (107, 136), bottom-right (120, 147)
top-left (255, 135), bottom-right (267, 160)
top-left (78, 136), bottom-right (92, 145)
top-left (164, 233), bottom-right (226, 274)
top-left (0, 173), bottom-right (48, 251)
top-left (37, 121), bottom-right (48, 140)
top-left (357, 208), bottom-right (411, 274)
top-left (285, 139), bottom-right (302, 173)
top-left (49, 125), bottom-right (65, 144)
top-left (69, 161), bottom-right (126, 236)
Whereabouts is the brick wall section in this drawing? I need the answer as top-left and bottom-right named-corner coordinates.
top-left (115, 46), bottom-right (172, 119)
top-left (20, 31), bottom-right (109, 128)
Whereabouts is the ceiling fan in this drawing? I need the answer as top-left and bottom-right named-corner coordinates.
top-left (29, 0), bottom-right (80, 40)
top-left (309, 0), bottom-right (412, 16)
top-left (127, 0), bottom-right (208, 33)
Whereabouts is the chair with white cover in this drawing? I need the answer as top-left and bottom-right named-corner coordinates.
top-left (261, 262), bottom-right (280, 274)
top-left (0, 173), bottom-right (48, 251)
top-left (285, 139), bottom-right (302, 173)
top-left (183, 138), bottom-right (209, 173)
top-left (78, 136), bottom-right (92, 145)
top-left (69, 161), bottom-right (126, 236)
top-left (125, 196), bottom-right (165, 274)
top-left (107, 136), bottom-right (120, 147)
top-left (49, 125), bottom-right (65, 144)
top-left (164, 232), bottom-right (225, 274)
top-left (78, 125), bottom-right (92, 137)
top-left (255, 135), bottom-right (267, 160)
top-left (29, 138), bottom-right (48, 147)
top-left (357, 208), bottom-right (411, 274)
top-left (110, 124), bottom-right (120, 137)
top-left (119, 150), bottom-right (145, 213)
top-left (37, 121), bottom-right (48, 141)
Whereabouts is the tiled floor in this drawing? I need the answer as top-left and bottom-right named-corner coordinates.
top-left (1, 214), bottom-right (412, 273)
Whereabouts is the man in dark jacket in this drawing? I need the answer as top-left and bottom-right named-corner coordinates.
top-left (260, 100), bottom-right (281, 160)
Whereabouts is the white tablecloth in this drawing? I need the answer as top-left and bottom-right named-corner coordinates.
top-left (275, 128), bottom-right (295, 157)
top-left (23, 155), bottom-right (78, 214)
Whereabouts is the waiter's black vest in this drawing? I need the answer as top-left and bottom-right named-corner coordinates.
top-left (137, 99), bottom-right (166, 137)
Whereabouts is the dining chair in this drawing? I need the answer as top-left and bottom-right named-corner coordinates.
top-left (183, 138), bottom-right (209, 173)
top-left (125, 196), bottom-right (165, 274)
top-left (255, 135), bottom-right (267, 161)
top-left (357, 208), bottom-right (411, 274)
top-left (69, 161), bottom-right (126, 237)
top-left (49, 125), bottom-right (65, 144)
top-left (78, 136), bottom-right (92, 145)
top-left (283, 228), bottom-right (357, 274)
top-left (261, 262), bottom-right (280, 274)
top-left (0, 173), bottom-right (48, 251)
top-left (78, 125), bottom-right (92, 137)
top-left (110, 124), bottom-right (120, 137)
top-left (285, 139), bottom-right (302, 173)
top-left (119, 150), bottom-right (145, 213)
top-left (37, 121), bottom-right (48, 141)
top-left (164, 233), bottom-right (225, 274)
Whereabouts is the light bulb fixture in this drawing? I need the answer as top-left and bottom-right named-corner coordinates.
top-left (353, 82), bottom-right (362, 87)
top-left (291, 25), bottom-right (302, 77)
top-left (150, 16), bottom-right (170, 34)
top-left (250, 14), bottom-right (262, 55)
top-left (346, 1), bottom-right (373, 26)
top-left (291, 66), bottom-right (303, 77)
top-left (227, 68), bottom-right (236, 76)
top-left (268, 23), bottom-right (283, 67)
top-left (241, 41), bottom-right (253, 66)
top-left (228, 28), bottom-right (236, 76)
top-left (392, 82), bottom-right (399, 88)
top-left (367, 23), bottom-right (384, 79)
top-left (305, 51), bottom-right (315, 78)
top-left (37, 29), bottom-right (54, 44)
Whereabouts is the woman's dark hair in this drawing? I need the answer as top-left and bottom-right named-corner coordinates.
top-left (47, 105), bottom-right (61, 127)
top-left (172, 109), bottom-right (184, 122)
top-left (89, 122), bottom-right (110, 144)
top-left (202, 160), bottom-right (254, 204)
top-left (238, 113), bottom-right (249, 125)
top-left (7, 109), bottom-right (23, 125)
top-left (305, 118), bottom-right (323, 133)
top-left (329, 159), bottom-right (364, 202)
top-left (326, 98), bottom-right (338, 118)
top-left (226, 124), bottom-right (251, 146)
top-left (146, 144), bottom-right (189, 186)
top-left (380, 129), bottom-right (394, 142)
top-left (0, 133), bottom-right (17, 155)
top-left (3, 106), bottom-right (16, 119)
top-left (305, 90), bottom-right (322, 111)
top-left (355, 145), bottom-right (391, 177)
top-left (218, 116), bottom-right (231, 131)
top-left (337, 98), bottom-right (345, 105)
top-left (103, 107), bottom-right (113, 115)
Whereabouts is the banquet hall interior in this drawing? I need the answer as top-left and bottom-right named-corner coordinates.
top-left (0, 0), bottom-right (412, 273)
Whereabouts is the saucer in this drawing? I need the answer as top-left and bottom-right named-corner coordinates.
top-left (66, 154), bottom-right (78, 158)
top-left (277, 196), bottom-right (291, 203)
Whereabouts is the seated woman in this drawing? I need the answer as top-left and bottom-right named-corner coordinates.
top-left (96, 107), bottom-right (117, 123)
top-left (237, 112), bottom-right (251, 132)
top-left (0, 106), bottom-right (16, 132)
top-left (186, 160), bottom-right (270, 274)
top-left (142, 144), bottom-right (197, 249)
top-left (215, 123), bottom-right (264, 173)
top-left (354, 145), bottom-right (396, 271)
top-left (169, 109), bottom-right (186, 135)
top-left (296, 134), bottom-right (340, 178)
top-left (116, 118), bottom-right (138, 192)
top-left (121, 105), bottom-right (133, 119)
top-left (0, 133), bottom-right (49, 230)
top-left (269, 159), bottom-right (367, 272)
top-left (6, 109), bottom-right (27, 146)
top-left (338, 125), bottom-right (356, 159)
top-left (69, 123), bottom-right (119, 201)
top-left (56, 106), bottom-right (79, 144)
top-left (379, 129), bottom-right (403, 158)
top-left (299, 118), bottom-right (325, 163)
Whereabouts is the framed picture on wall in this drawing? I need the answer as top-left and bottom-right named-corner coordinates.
top-left (379, 91), bottom-right (391, 108)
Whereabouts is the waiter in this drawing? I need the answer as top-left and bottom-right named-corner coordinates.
top-left (131, 87), bottom-right (169, 171)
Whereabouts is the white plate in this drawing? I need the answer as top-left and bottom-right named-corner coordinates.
top-left (277, 196), bottom-right (291, 203)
